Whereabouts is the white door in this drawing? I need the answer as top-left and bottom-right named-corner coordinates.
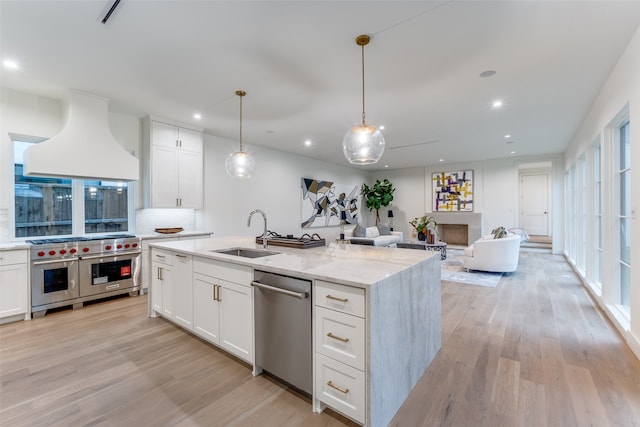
top-left (520, 174), bottom-right (549, 236)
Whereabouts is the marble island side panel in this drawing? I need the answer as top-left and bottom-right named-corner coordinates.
top-left (368, 253), bottom-right (441, 427)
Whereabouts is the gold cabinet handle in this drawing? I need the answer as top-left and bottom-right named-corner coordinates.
top-left (157, 267), bottom-right (163, 280)
top-left (327, 332), bottom-right (350, 343)
top-left (327, 381), bottom-right (349, 394)
top-left (326, 294), bottom-right (348, 303)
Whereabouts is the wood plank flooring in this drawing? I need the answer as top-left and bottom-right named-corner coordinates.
top-left (2, 251), bottom-right (640, 426)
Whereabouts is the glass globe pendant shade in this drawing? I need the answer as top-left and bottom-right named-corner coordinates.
top-left (342, 124), bottom-right (385, 164)
top-left (225, 150), bottom-right (255, 179)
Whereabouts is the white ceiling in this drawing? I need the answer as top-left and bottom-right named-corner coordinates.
top-left (2, 1), bottom-right (639, 171)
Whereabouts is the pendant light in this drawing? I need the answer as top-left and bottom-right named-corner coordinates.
top-left (343, 34), bottom-right (385, 165)
top-left (226, 90), bottom-right (255, 178)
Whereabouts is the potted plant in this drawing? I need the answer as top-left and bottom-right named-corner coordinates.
top-left (361, 179), bottom-right (395, 225)
top-left (409, 215), bottom-right (438, 243)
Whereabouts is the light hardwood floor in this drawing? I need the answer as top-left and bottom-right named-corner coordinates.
top-left (1, 252), bottom-right (640, 426)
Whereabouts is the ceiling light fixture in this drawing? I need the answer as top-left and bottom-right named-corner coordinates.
top-left (193, 113), bottom-right (201, 120)
top-left (343, 34), bottom-right (385, 165)
top-left (492, 100), bottom-right (503, 108)
top-left (504, 134), bottom-right (511, 138)
top-left (3, 59), bottom-right (18, 69)
top-left (225, 90), bottom-right (255, 179)
top-left (304, 140), bottom-right (312, 147)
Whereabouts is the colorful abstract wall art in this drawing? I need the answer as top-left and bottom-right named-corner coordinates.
top-left (432, 170), bottom-right (474, 212)
top-left (301, 178), bottom-right (359, 228)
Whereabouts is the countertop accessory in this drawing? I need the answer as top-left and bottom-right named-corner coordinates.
top-left (255, 231), bottom-right (325, 249)
top-left (154, 227), bottom-right (184, 234)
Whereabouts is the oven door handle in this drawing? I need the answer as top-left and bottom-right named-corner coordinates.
top-left (80, 251), bottom-right (141, 260)
top-left (32, 257), bottom-right (79, 266)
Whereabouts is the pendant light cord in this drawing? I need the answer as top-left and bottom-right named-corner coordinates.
top-left (361, 43), bottom-right (366, 126)
top-left (239, 93), bottom-right (243, 152)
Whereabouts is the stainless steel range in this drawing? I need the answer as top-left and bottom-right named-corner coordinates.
top-left (29, 235), bottom-right (141, 317)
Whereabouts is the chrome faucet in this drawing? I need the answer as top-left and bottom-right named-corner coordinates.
top-left (247, 209), bottom-right (268, 249)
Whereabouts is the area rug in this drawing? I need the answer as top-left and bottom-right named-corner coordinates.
top-left (441, 249), bottom-right (502, 287)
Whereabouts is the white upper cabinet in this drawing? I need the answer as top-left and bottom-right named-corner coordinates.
top-left (143, 117), bottom-right (203, 209)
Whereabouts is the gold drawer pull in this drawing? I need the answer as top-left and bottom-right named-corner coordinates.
top-left (327, 332), bottom-right (350, 343)
top-left (327, 381), bottom-right (349, 394)
top-left (326, 294), bottom-right (348, 303)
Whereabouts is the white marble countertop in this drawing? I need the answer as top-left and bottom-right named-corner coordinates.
top-left (150, 236), bottom-right (437, 289)
top-left (138, 231), bottom-right (213, 240)
top-left (0, 242), bottom-right (31, 251)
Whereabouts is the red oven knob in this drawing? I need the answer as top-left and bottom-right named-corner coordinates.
top-left (132, 243), bottom-right (138, 248)
top-left (70, 248), bottom-right (77, 254)
top-left (124, 244), bottom-right (130, 248)
top-left (117, 244), bottom-right (123, 249)
top-left (105, 245), bottom-right (112, 250)
top-left (82, 247), bottom-right (90, 253)
top-left (37, 251), bottom-right (45, 257)
top-left (48, 250), bottom-right (56, 256)
top-left (59, 249), bottom-right (67, 255)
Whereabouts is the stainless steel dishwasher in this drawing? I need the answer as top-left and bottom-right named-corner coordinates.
top-left (252, 270), bottom-right (312, 395)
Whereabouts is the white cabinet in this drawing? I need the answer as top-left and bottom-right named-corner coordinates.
top-left (141, 234), bottom-right (211, 293)
top-left (150, 249), bottom-right (173, 317)
top-left (193, 258), bottom-right (253, 363)
top-left (172, 253), bottom-right (193, 331)
top-left (143, 117), bottom-right (203, 209)
top-left (0, 250), bottom-right (29, 321)
top-left (314, 280), bottom-right (366, 424)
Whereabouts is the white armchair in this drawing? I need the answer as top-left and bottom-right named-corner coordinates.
top-left (461, 233), bottom-right (521, 273)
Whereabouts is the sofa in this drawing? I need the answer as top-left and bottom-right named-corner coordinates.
top-left (461, 233), bottom-right (521, 273)
top-left (344, 225), bottom-right (403, 247)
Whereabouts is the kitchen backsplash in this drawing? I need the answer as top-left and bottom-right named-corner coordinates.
top-left (135, 208), bottom-right (196, 234)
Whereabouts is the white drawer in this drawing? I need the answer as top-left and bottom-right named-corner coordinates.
top-left (151, 249), bottom-right (173, 266)
top-left (193, 257), bottom-right (251, 284)
top-left (315, 280), bottom-right (365, 318)
top-left (315, 306), bottom-right (365, 370)
top-left (0, 250), bottom-right (28, 265)
top-left (315, 353), bottom-right (365, 424)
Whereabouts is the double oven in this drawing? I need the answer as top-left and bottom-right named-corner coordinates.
top-left (29, 235), bottom-right (141, 317)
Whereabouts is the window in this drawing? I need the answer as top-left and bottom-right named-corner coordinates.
top-left (576, 154), bottom-right (586, 272)
top-left (84, 181), bottom-right (129, 233)
top-left (13, 140), bottom-right (133, 238)
top-left (593, 141), bottom-right (602, 286)
top-left (14, 141), bottom-right (73, 237)
top-left (618, 120), bottom-right (630, 308)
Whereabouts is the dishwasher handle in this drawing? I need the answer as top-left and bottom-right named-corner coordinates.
top-left (251, 281), bottom-right (308, 300)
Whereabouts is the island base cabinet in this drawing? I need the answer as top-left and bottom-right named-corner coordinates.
top-left (192, 258), bottom-right (253, 364)
top-left (151, 249), bottom-right (173, 318)
top-left (193, 274), bottom-right (220, 343)
top-left (219, 280), bottom-right (252, 362)
top-left (315, 353), bottom-right (365, 424)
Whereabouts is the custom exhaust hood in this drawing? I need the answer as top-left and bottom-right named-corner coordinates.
top-left (23, 90), bottom-right (139, 181)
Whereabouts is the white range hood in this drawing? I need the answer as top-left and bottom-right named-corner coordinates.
top-left (23, 90), bottom-right (139, 181)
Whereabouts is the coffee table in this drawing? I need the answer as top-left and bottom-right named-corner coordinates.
top-left (397, 240), bottom-right (447, 260)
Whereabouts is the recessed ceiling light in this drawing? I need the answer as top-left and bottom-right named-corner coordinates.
top-left (3, 59), bottom-right (19, 69)
top-left (510, 151), bottom-right (516, 154)
top-left (379, 125), bottom-right (385, 130)
top-left (304, 140), bottom-right (312, 147)
top-left (480, 70), bottom-right (496, 78)
top-left (504, 134), bottom-right (511, 138)
top-left (193, 113), bottom-right (201, 119)
top-left (492, 100), bottom-right (503, 109)
top-left (384, 164), bottom-right (389, 168)
top-left (439, 159), bottom-right (444, 162)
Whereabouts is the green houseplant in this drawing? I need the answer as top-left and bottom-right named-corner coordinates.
top-left (361, 179), bottom-right (395, 225)
top-left (409, 215), bottom-right (438, 243)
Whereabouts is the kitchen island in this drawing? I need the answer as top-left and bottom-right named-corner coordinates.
top-left (149, 236), bottom-right (441, 427)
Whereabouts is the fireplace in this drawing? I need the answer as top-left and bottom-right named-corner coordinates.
top-left (430, 212), bottom-right (482, 246)
top-left (439, 224), bottom-right (468, 246)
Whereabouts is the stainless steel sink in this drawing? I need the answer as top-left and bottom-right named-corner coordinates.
top-left (212, 248), bottom-right (280, 258)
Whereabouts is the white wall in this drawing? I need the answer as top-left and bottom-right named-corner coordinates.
top-left (198, 134), bottom-right (368, 240)
top-left (563, 26), bottom-right (640, 357)
top-left (370, 167), bottom-right (425, 239)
